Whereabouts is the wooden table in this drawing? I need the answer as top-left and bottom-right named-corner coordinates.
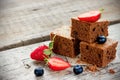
top-left (0, 24), bottom-right (120, 80)
top-left (0, 0), bottom-right (120, 80)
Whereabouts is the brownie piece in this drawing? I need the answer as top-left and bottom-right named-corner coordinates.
top-left (80, 38), bottom-right (118, 67)
top-left (50, 26), bottom-right (80, 58)
top-left (71, 17), bottom-right (109, 43)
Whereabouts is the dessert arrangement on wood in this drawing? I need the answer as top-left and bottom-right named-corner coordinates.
top-left (50, 9), bottom-right (118, 68)
top-left (30, 9), bottom-right (118, 77)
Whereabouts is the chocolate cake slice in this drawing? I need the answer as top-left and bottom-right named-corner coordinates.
top-left (80, 38), bottom-right (118, 67)
top-left (50, 26), bottom-right (80, 58)
top-left (71, 17), bottom-right (109, 43)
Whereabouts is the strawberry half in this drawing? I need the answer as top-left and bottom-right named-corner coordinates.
top-left (78, 9), bottom-right (103, 22)
top-left (48, 57), bottom-right (70, 71)
top-left (30, 45), bottom-right (49, 61)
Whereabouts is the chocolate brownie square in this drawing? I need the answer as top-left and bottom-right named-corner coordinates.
top-left (80, 38), bottom-right (118, 67)
top-left (50, 26), bottom-right (80, 58)
top-left (71, 17), bottom-right (109, 43)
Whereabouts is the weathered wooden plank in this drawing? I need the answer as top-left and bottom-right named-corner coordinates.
top-left (0, 0), bottom-right (120, 51)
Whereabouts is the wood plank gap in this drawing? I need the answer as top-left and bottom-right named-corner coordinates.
top-left (110, 19), bottom-right (120, 25)
top-left (0, 35), bottom-right (50, 51)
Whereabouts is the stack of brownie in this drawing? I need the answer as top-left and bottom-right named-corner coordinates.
top-left (50, 17), bottom-right (118, 67)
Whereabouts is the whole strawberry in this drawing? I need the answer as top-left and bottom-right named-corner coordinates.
top-left (30, 45), bottom-right (49, 61)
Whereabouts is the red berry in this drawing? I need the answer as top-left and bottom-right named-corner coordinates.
top-left (78, 10), bottom-right (101, 22)
top-left (48, 57), bottom-right (70, 71)
top-left (30, 45), bottom-right (49, 61)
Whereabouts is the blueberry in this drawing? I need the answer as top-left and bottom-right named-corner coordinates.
top-left (73, 65), bottom-right (83, 75)
top-left (34, 67), bottom-right (44, 77)
top-left (97, 35), bottom-right (106, 44)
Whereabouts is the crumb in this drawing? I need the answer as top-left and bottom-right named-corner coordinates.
top-left (109, 69), bottom-right (115, 74)
top-left (76, 59), bottom-right (88, 64)
top-left (86, 65), bottom-right (98, 72)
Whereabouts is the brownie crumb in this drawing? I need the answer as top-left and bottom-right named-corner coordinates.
top-left (76, 59), bottom-right (88, 64)
top-left (86, 65), bottom-right (98, 72)
top-left (109, 69), bottom-right (115, 74)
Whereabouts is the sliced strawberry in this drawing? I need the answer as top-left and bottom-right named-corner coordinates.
top-left (30, 45), bottom-right (49, 61)
top-left (78, 10), bottom-right (102, 22)
top-left (48, 57), bottom-right (70, 71)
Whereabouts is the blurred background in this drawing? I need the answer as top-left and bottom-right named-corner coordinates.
top-left (0, 0), bottom-right (120, 51)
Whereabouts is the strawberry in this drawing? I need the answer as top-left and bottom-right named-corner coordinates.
top-left (78, 9), bottom-right (104, 22)
top-left (30, 45), bottom-right (49, 61)
top-left (47, 57), bottom-right (70, 71)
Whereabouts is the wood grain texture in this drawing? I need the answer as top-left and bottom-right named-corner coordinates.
top-left (0, 24), bottom-right (120, 80)
top-left (0, 0), bottom-right (120, 51)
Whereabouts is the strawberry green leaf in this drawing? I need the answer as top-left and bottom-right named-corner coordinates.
top-left (49, 41), bottom-right (54, 50)
top-left (44, 49), bottom-right (52, 55)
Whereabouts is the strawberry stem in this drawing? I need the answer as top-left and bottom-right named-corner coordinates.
top-left (99, 8), bottom-right (104, 13)
top-left (43, 35), bottom-right (56, 63)
top-left (52, 34), bottom-right (56, 42)
top-left (48, 34), bottom-right (56, 50)
top-left (44, 56), bottom-right (49, 64)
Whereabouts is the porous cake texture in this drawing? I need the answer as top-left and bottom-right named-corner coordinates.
top-left (71, 18), bottom-right (109, 43)
top-left (80, 38), bottom-right (118, 67)
top-left (50, 26), bottom-right (80, 58)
